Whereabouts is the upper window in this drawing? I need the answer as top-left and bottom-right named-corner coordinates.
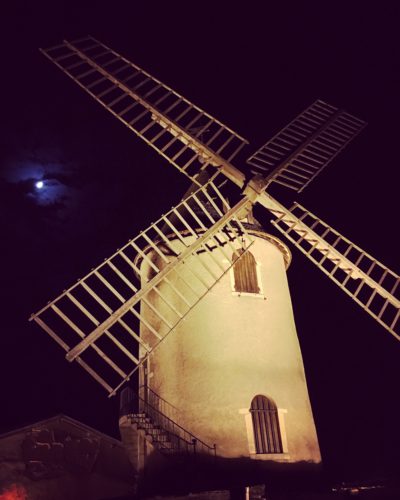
top-left (232, 249), bottom-right (260, 294)
top-left (250, 395), bottom-right (283, 454)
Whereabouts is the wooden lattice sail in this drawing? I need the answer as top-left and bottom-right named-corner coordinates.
top-left (30, 177), bottom-right (254, 395)
top-left (247, 99), bottom-right (366, 192)
top-left (40, 36), bottom-right (248, 187)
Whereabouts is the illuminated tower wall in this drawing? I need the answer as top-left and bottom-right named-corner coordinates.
top-left (139, 230), bottom-right (321, 464)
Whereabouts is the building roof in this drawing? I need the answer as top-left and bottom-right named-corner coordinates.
top-left (0, 413), bottom-right (123, 447)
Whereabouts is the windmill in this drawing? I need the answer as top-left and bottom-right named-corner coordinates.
top-left (31, 36), bottom-right (399, 490)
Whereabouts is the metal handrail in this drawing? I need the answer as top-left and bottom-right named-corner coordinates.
top-left (139, 385), bottom-right (181, 421)
top-left (131, 390), bottom-right (216, 456)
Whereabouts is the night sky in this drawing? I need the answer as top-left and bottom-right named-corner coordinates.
top-left (1, 1), bottom-right (399, 483)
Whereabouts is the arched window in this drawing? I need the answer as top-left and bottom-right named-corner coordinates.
top-left (250, 395), bottom-right (283, 454)
top-left (232, 249), bottom-right (260, 294)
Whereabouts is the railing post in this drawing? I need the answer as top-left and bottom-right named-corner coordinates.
top-left (192, 438), bottom-right (197, 457)
top-left (145, 379), bottom-right (149, 406)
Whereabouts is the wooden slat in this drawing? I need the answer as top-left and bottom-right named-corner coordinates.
top-left (267, 199), bottom-right (400, 341)
top-left (247, 99), bottom-right (366, 192)
top-left (40, 37), bottom-right (248, 187)
top-left (31, 177), bottom-right (254, 394)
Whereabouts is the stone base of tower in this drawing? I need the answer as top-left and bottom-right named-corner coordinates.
top-left (129, 445), bottom-right (322, 499)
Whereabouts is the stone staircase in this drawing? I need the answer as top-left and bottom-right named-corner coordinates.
top-left (119, 387), bottom-right (216, 459)
top-left (129, 412), bottom-right (177, 455)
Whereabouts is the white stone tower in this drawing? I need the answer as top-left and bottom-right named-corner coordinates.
top-left (139, 227), bottom-right (321, 465)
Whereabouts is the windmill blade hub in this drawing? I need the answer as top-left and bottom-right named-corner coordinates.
top-left (242, 174), bottom-right (270, 203)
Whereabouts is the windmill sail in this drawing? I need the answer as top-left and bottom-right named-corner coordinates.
top-left (270, 201), bottom-right (400, 340)
top-left (40, 36), bottom-right (248, 187)
top-left (247, 100), bottom-right (366, 192)
top-left (30, 177), bottom-right (254, 395)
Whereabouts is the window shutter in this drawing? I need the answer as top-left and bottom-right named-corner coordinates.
top-left (250, 395), bottom-right (283, 454)
top-left (232, 249), bottom-right (260, 294)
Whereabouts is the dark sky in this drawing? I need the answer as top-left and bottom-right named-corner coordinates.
top-left (1, 1), bottom-right (400, 482)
